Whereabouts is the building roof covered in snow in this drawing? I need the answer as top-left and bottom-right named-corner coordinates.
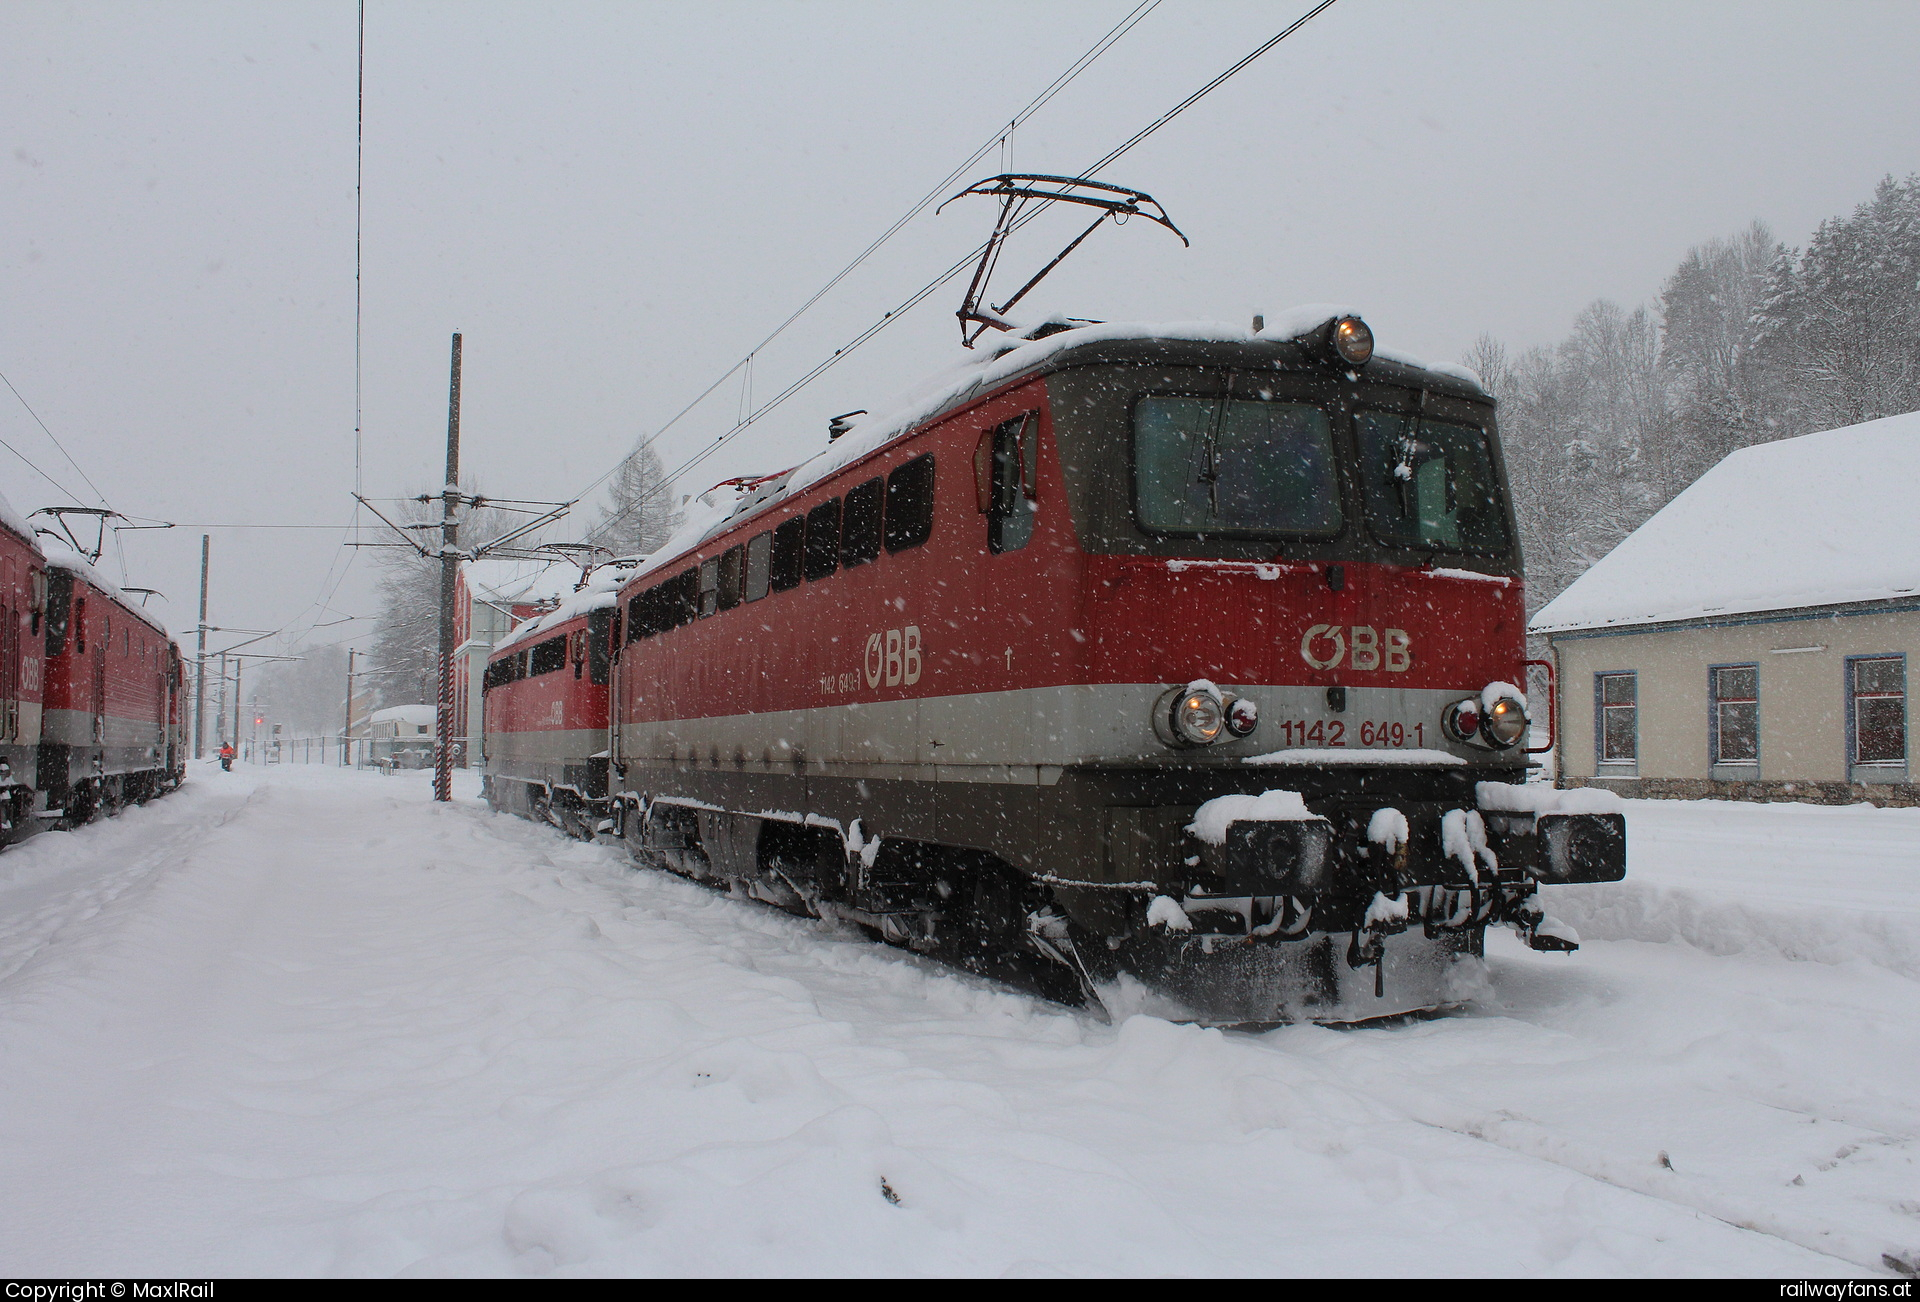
top-left (1531, 410), bottom-right (1920, 634)
top-left (492, 559), bottom-right (639, 655)
top-left (366, 704), bottom-right (436, 727)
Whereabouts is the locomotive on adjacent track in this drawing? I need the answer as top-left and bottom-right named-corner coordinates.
top-left (483, 309), bottom-right (1626, 1023)
top-left (0, 493), bottom-right (186, 846)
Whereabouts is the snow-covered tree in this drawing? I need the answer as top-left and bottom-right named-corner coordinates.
top-left (1474, 176), bottom-right (1920, 621)
top-left (366, 489), bottom-right (517, 710)
top-left (1659, 221), bottom-right (1778, 482)
top-left (586, 441), bottom-right (680, 560)
top-left (1748, 174), bottom-right (1920, 436)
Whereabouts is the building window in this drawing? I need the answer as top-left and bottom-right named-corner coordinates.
top-left (1710, 664), bottom-right (1759, 771)
top-left (1849, 655), bottom-right (1906, 777)
top-left (1596, 672), bottom-right (1636, 768)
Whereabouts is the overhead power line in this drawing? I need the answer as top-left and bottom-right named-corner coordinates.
top-left (566, 0), bottom-right (1166, 517)
top-left (588, 0), bottom-right (1342, 544)
top-left (0, 366), bottom-right (111, 507)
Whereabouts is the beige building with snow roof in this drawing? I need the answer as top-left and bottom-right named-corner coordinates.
top-left (1533, 411), bottom-right (1920, 806)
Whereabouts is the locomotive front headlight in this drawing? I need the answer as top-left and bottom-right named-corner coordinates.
top-left (1174, 691), bottom-right (1225, 746)
top-left (1331, 316), bottom-right (1374, 367)
top-left (1483, 696), bottom-right (1528, 748)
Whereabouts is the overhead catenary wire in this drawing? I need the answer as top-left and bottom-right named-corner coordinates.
top-left (563, 0), bottom-right (1166, 518)
top-left (0, 366), bottom-right (110, 507)
top-left (586, 0), bottom-right (1341, 546)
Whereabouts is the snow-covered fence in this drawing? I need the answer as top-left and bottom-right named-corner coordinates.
top-left (264, 735), bottom-right (475, 771)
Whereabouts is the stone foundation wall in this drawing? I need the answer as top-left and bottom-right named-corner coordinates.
top-left (1561, 775), bottom-right (1920, 808)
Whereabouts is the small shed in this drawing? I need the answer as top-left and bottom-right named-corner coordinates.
top-left (1533, 410), bottom-right (1920, 805)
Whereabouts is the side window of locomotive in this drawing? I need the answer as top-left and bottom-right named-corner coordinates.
top-left (977, 414), bottom-right (1037, 554)
top-left (571, 629), bottom-right (586, 678)
top-left (770, 518), bottom-right (805, 592)
top-left (804, 498), bottom-right (841, 582)
top-left (1133, 396), bottom-right (1341, 537)
top-left (744, 532), bottom-right (773, 602)
top-left (628, 592), bottom-right (648, 642)
top-left (841, 478), bottom-right (883, 569)
top-left (672, 568), bottom-right (699, 626)
top-left (884, 454), bottom-right (935, 553)
top-left (698, 558), bottom-right (720, 617)
top-left (43, 572), bottom-right (67, 652)
top-left (717, 546), bottom-right (745, 610)
top-left (531, 636), bottom-right (567, 676)
top-left (1356, 412), bottom-right (1509, 554)
top-left (588, 608), bottom-right (614, 684)
top-left (75, 598), bottom-right (87, 655)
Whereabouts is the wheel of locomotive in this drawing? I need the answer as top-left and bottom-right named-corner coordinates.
top-left (65, 780), bottom-right (99, 827)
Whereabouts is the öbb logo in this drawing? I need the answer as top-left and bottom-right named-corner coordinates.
top-left (1300, 625), bottom-right (1411, 672)
top-left (864, 626), bottom-right (923, 688)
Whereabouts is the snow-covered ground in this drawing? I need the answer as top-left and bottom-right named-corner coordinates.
top-left (0, 764), bottom-right (1913, 1277)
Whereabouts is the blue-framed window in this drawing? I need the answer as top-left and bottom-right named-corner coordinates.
top-left (1847, 654), bottom-right (1906, 776)
top-left (1709, 663), bottom-right (1759, 771)
top-left (1595, 671), bottom-right (1636, 768)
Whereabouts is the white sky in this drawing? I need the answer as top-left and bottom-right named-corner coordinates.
top-left (4, 0), bottom-right (1917, 652)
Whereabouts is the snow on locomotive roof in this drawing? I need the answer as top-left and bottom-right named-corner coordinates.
top-left (617, 310), bottom-right (1489, 586)
top-left (0, 488), bottom-right (36, 548)
top-left (461, 557), bottom-right (576, 607)
top-left (40, 542), bottom-right (170, 635)
top-left (1532, 408), bottom-right (1920, 634)
top-left (492, 561), bottom-right (635, 655)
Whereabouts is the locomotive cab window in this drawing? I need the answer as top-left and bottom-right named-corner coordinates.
top-left (531, 636), bottom-right (567, 676)
top-left (744, 532), bottom-right (772, 602)
top-left (671, 568), bottom-right (699, 627)
top-left (717, 546), bottom-right (745, 610)
top-left (770, 518), bottom-right (805, 592)
top-left (884, 454), bottom-right (935, 553)
top-left (841, 478), bottom-right (883, 569)
top-left (804, 499), bottom-right (841, 582)
top-left (1357, 412), bottom-right (1509, 554)
top-left (588, 607), bottom-right (614, 683)
top-left (978, 414), bottom-right (1037, 554)
top-left (1133, 397), bottom-right (1340, 538)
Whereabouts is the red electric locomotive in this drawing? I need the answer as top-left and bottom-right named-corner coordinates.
top-left (37, 546), bottom-right (184, 823)
top-left (480, 566), bottom-right (626, 839)
top-left (0, 498), bottom-right (47, 843)
top-left (496, 311), bottom-right (1628, 1022)
top-left (0, 490), bottom-right (185, 843)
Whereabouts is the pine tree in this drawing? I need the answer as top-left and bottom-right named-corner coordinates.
top-left (588, 441), bottom-right (681, 560)
top-left (1659, 221), bottom-right (1778, 482)
top-left (366, 489), bottom-right (517, 709)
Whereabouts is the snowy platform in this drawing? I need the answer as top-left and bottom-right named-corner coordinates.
top-left (0, 765), bottom-right (1913, 1277)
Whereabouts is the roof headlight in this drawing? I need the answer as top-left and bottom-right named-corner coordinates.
top-left (1331, 316), bottom-right (1373, 367)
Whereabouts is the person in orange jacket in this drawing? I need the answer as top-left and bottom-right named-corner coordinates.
top-left (218, 742), bottom-right (235, 772)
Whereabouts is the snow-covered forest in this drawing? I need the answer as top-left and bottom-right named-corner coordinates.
top-left (1485, 175), bottom-right (1920, 617)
